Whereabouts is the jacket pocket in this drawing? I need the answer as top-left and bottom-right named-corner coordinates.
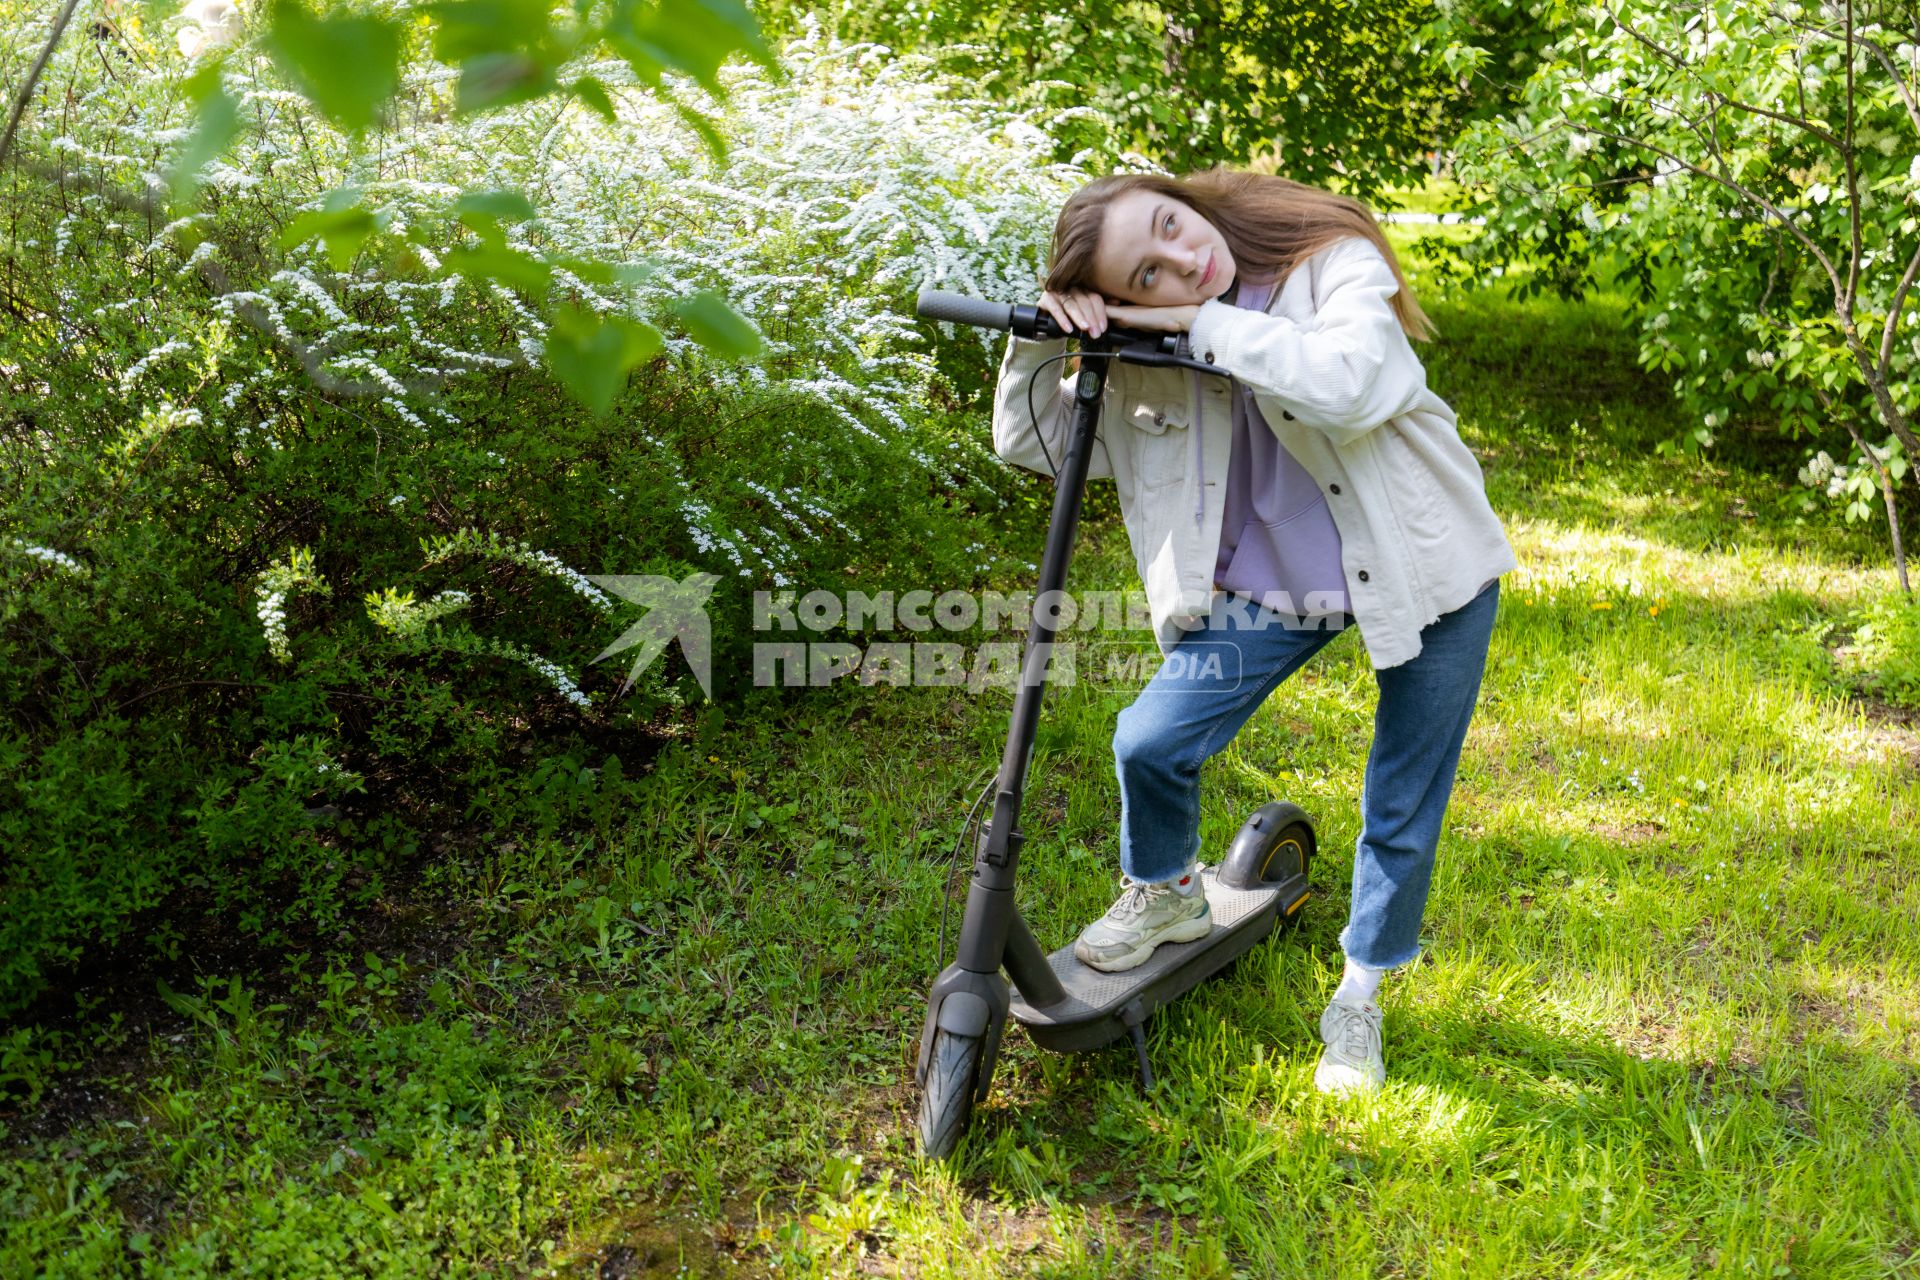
top-left (1120, 431), bottom-right (1186, 576)
top-left (1121, 364), bottom-right (1190, 435)
top-left (1123, 392), bottom-right (1190, 436)
top-left (1377, 423), bottom-right (1449, 539)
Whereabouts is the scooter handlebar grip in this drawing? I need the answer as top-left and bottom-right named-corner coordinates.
top-left (916, 289), bottom-right (1015, 331)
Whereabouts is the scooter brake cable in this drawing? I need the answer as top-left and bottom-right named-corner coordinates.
top-left (933, 767), bottom-right (998, 974)
top-left (1024, 349), bottom-right (1117, 480)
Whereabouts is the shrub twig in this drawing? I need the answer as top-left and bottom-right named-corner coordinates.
top-left (0, 0), bottom-right (82, 169)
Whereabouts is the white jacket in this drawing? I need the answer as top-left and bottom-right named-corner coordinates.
top-left (991, 234), bottom-right (1518, 669)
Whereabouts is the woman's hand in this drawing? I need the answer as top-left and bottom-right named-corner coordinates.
top-left (1103, 303), bottom-right (1201, 333)
top-left (1037, 291), bottom-right (1201, 337)
top-left (1038, 288), bottom-right (1110, 338)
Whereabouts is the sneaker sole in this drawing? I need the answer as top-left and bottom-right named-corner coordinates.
top-left (1073, 909), bottom-right (1213, 974)
top-left (1313, 1059), bottom-right (1385, 1095)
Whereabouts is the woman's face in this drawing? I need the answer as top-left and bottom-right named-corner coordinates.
top-left (1087, 189), bottom-right (1237, 307)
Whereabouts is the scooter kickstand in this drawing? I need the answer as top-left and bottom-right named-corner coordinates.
top-left (1120, 1000), bottom-right (1155, 1094)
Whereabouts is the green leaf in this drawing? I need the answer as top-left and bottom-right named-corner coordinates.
top-left (671, 96), bottom-right (727, 162)
top-left (441, 243), bottom-right (555, 297)
top-left (605, 0), bottom-right (774, 99)
top-left (262, 0), bottom-right (404, 136)
top-left (454, 189), bottom-right (539, 243)
top-left (545, 307), bottom-right (663, 414)
top-left (573, 75), bottom-right (617, 123)
top-left (549, 255), bottom-right (618, 287)
top-left (456, 50), bottom-right (560, 114)
top-left (426, 0), bottom-right (575, 112)
top-left (280, 197), bottom-right (380, 270)
top-left (427, 0), bottom-right (554, 62)
top-left (602, 25), bottom-right (665, 89)
top-left (548, 257), bottom-right (656, 288)
top-left (671, 290), bottom-right (761, 359)
top-left (169, 61), bottom-right (240, 203)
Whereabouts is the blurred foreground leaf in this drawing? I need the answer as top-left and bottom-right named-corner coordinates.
top-left (546, 308), bottom-right (664, 414)
top-left (263, 0), bottom-right (404, 136)
top-left (279, 192), bottom-right (382, 270)
top-left (671, 291), bottom-right (761, 359)
top-left (169, 60), bottom-right (240, 203)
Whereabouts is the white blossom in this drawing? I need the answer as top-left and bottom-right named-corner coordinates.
top-left (7, 538), bottom-right (89, 576)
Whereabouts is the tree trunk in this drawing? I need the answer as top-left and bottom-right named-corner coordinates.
top-left (1842, 415), bottom-right (1913, 595)
top-left (1839, 318), bottom-right (1920, 463)
top-left (1818, 384), bottom-right (1913, 595)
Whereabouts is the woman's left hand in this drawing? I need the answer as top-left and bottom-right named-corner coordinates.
top-left (1103, 303), bottom-right (1201, 333)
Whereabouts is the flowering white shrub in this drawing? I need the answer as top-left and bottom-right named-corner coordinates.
top-left (0, 11), bottom-right (1107, 1009)
top-left (421, 529), bottom-right (616, 614)
top-left (3, 13), bottom-right (1099, 614)
top-left (254, 548), bottom-right (330, 662)
top-left (20, 17), bottom-right (1095, 585)
top-left (193, 25), bottom-right (1087, 574)
top-left (5, 539), bottom-right (89, 577)
top-left (1797, 438), bottom-right (1909, 523)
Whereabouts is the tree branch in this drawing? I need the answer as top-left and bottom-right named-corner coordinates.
top-left (1842, 0), bottom-right (1863, 316)
top-left (1878, 245), bottom-right (1920, 382)
top-left (1603, 3), bottom-right (1847, 149)
top-left (1857, 31), bottom-right (1920, 138)
top-left (0, 0), bottom-right (83, 169)
top-left (1570, 120), bottom-right (1844, 298)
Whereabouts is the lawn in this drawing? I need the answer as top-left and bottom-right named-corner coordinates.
top-left (2, 232), bottom-right (1916, 1278)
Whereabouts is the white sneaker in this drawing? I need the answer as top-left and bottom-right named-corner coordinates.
top-left (1313, 997), bottom-right (1385, 1095)
top-left (1072, 870), bottom-right (1211, 973)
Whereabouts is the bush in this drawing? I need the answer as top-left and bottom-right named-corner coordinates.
top-left (0, 19), bottom-right (1098, 1014)
top-left (1847, 591), bottom-right (1920, 710)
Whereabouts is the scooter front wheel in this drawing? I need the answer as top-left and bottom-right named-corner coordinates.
top-left (917, 1029), bottom-right (982, 1160)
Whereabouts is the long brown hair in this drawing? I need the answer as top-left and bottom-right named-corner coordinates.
top-left (1044, 167), bottom-right (1435, 342)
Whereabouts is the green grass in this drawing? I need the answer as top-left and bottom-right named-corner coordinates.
top-left (3, 237), bottom-right (1917, 1278)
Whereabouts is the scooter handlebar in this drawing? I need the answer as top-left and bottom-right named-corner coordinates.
top-left (916, 288), bottom-right (1215, 373)
top-left (916, 289), bottom-right (1017, 331)
top-left (916, 288), bottom-right (1076, 341)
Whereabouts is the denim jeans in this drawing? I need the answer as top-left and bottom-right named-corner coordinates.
top-left (1110, 579), bottom-right (1500, 970)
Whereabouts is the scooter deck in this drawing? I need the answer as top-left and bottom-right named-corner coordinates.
top-left (1008, 867), bottom-right (1299, 1053)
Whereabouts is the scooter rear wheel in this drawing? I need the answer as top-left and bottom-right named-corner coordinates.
top-left (1217, 801), bottom-right (1315, 918)
top-left (917, 1029), bottom-right (982, 1160)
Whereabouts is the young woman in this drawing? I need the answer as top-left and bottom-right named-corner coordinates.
top-left (990, 167), bottom-right (1518, 1094)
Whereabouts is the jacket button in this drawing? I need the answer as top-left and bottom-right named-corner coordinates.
top-left (1329, 484), bottom-right (1341, 495)
top-left (1203, 351), bottom-right (1215, 363)
top-left (1282, 410), bottom-right (1295, 420)
top-left (1357, 570), bottom-right (1370, 582)
top-left (1154, 412), bottom-right (1166, 426)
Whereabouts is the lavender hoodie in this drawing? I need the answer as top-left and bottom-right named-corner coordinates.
top-left (1211, 277), bottom-right (1347, 609)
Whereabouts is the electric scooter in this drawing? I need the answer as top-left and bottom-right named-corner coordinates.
top-left (911, 289), bottom-right (1319, 1160)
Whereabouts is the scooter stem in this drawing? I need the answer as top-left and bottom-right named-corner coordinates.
top-left (915, 343), bottom-right (1113, 1095)
top-left (956, 350), bottom-right (1110, 982)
